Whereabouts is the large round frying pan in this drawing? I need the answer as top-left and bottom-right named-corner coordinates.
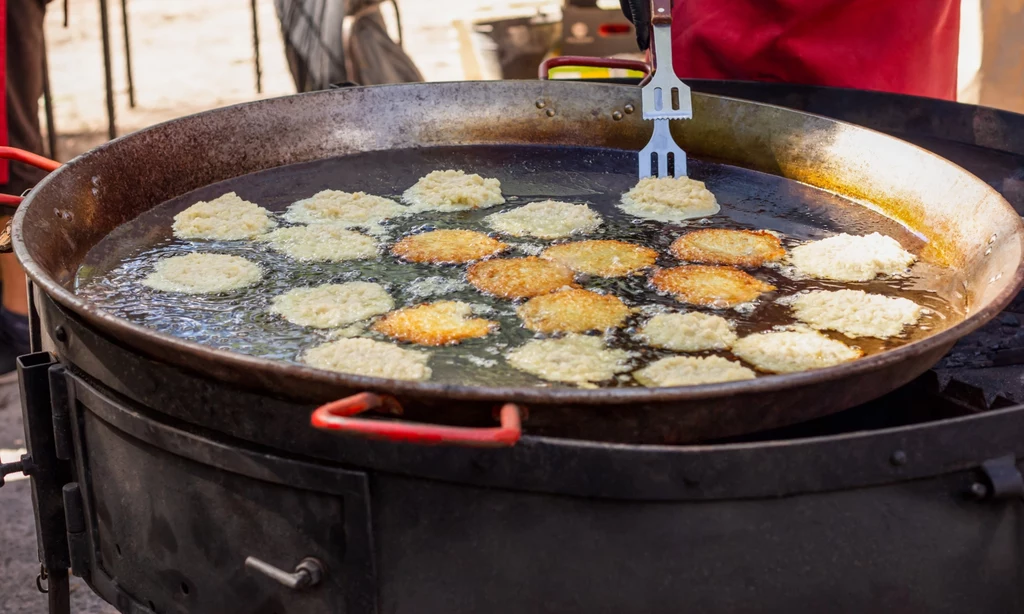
top-left (10, 81), bottom-right (1024, 445)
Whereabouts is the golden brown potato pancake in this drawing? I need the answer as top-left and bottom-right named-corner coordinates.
top-left (650, 265), bottom-right (775, 308)
top-left (541, 239), bottom-right (658, 278)
top-left (371, 301), bottom-right (497, 346)
top-left (670, 229), bottom-right (785, 267)
top-left (516, 288), bottom-right (630, 334)
top-left (466, 257), bottom-right (577, 299)
top-left (392, 229), bottom-right (508, 264)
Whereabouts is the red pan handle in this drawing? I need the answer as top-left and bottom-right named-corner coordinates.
top-left (311, 392), bottom-right (523, 448)
top-left (0, 146), bottom-right (62, 207)
top-left (538, 55), bottom-right (651, 80)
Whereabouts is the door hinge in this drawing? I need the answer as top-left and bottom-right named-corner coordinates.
top-left (968, 455), bottom-right (1024, 501)
top-left (48, 365), bottom-right (74, 461)
top-left (62, 483), bottom-right (89, 578)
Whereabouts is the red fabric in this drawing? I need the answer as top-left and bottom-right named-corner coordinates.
top-left (671, 0), bottom-right (960, 100)
top-left (0, 0), bottom-right (8, 185)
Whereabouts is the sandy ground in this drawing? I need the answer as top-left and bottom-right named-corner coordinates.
top-left (42, 0), bottom-right (552, 160)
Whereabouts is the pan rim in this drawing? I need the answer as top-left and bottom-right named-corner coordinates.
top-left (14, 81), bottom-right (1024, 406)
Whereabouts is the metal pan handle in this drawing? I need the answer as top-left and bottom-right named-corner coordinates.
top-left (0, 146), bottom-right (61, 207)
top-left (538, 55), bottom-right (651, 80)
top-left (311, 392), bottom-right (522, 448)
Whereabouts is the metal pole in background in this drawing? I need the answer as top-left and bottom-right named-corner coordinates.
top-left (121, 0), bottom-right (136, 108)
top-left (98, 0), bottom-right (117, 139)
top-left (41, 28), bottom-right (58, 160)
top-left (251, 0), bottom-right (263, 94)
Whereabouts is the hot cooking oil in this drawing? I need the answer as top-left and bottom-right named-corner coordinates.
top-left (74, 145), bottom-right (962, 388)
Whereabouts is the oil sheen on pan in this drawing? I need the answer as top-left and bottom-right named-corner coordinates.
top-left (74, 145), bottom-right (962, 389)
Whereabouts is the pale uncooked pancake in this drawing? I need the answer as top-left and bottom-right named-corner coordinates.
top-left (541, 240), bottom-right (658, 278)
top-left (392, 229), bottom-right (508, 264)
top-left (786, 289), bottom-right (923, 339)
top-left (650, 265), bottom-right (775, 308)
top-left (259, 225), bottom-right (378, 261)
top-left (516, 288), bottom-right (630, 334)
top-left (269, 282), bottom-right (394, 329)
top-left (142, 253), bottom-right (262, 294)
top-left (619, 176), bottom-right (720, 222)
top-left (485, 200), bottom-right (602, 239)
top-left (639, 312), bottom-right (738, 352)
top-left (372, 300), bottom-right (497, 345)
top-left (303, 338), bottom-right (431, 381)
top-left (788, 232), bottom-right (916, 282)
top-left (172, 192), bottom-right (276, 240)
top-left (283, 190), bottom-right (407, 229)
top-left (670, 229), bottom-right (785, 267)
top-left (634, 356), bottom-right (755, 387)
top-left (731, 329), bottom-right (862, 374)
top-left (467, 257), bottom-right (577, 299)
top-left (402, 169), bottom-right (505, 212)
top-left (506, 334), bottom-right (633, 384)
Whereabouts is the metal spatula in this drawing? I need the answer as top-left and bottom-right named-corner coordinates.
top-left (639, 0), bottom-right (692, 178)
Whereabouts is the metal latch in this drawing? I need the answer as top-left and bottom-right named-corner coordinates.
top-left (0, 452), bottom-right (35, 487)
top-left (969, 455), bottom-right (1024, 501)
top-left (245, 556), bottom-right (324, 591)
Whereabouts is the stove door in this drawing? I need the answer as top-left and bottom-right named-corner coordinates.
top-left (62, 373), bottom-right (378, 614)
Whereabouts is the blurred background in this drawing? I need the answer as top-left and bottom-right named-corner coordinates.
top-left (37, 0), bottom-right (1024, 164)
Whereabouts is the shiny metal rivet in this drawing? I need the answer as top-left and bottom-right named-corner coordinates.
top-left (624, 104), bottom-right (635, 114)
top-left (612, 111), bottom-right (624, 121)
top-left (545, 108), bottom-right (555, 117)
top-left (54, 326), bottom-right (67, 343)
top-left (890, 450), bottom-right (907, 466)
top-left (535, 100), bottom-right (546, 109)
top-left (967, 482), bottom-right (990, 500)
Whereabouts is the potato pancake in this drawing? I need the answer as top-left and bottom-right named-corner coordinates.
top-left (634, 356), bottom-right (755, 387)
top-left (516, 288), bottom-right (630, 333)
top-left (786, 289), bottom-right (923, 339)
top-left (372, 300), bottom-right (497, 345)
top-left (485, 200), bottom-right (602, 239)
top-left (467, 257), bottom-right (576, 299)
top-left (142, 253), bottom-right (262, 294)
top-left (303, 338), bottom-right (431, 381)
top-left (283, 190), bottom-right (406, 228)
top-left (651, 265), bottom-right (775, 308)
top-left (260, 225), bottom-right (378, 262)
top-left (541, 239), bottom-right (658, 278)
top-left (788, 232), bottom-right (916, 282)
top-left (392, 229), bottom-right (509, 264)
top-left (270, 282), bottom-right (394, 329)
top-left (506, 334), bottom-right (633, 384)
top-left (731, 329), bottom-right (862, 374)
top-left (619, 176), bottom-right (720, 222)
top-left (402, 169), bottom-right (505, 212)
top-left (670, 228), bottom-right (785, 267)
top-left (639, 311), bottom-right (738, 351)
top-left (172, 192), bottom-right (276, 240)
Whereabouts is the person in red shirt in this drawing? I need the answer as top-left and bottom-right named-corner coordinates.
top-left (620, 0), bottom-right (960, 100)
top-left (0, 0), bottom-right (49, 379)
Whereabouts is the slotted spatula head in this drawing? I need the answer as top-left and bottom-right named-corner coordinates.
top-left (638, 0), bottom-right (692, 178)
top-left (638, 119), bottom-right (687, 178)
